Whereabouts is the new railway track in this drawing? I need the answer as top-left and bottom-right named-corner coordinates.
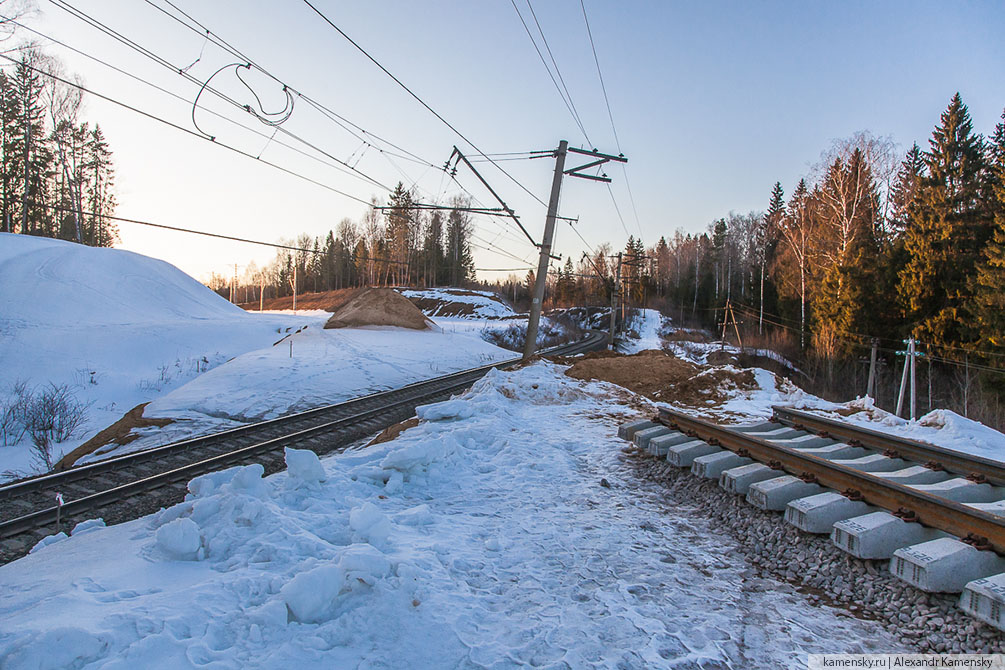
top-left (0, 330), bottom-right (607, 561)
top-left (621, 404), bottom-right (1005, 631)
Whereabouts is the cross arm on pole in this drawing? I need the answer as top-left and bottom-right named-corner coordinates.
top-left (563, 147), bottom-right (628, 183)
top-left (448, 147), bottom-right (537, 247)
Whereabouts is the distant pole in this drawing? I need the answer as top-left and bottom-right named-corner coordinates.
top-left (866, 338), bottom-right (878, 399)
top-left (608, 252), bottom-right (621, 349)
top-left (293, 264), bottom-right (298, 315)
top-left (259, 273), bottom-right (265, 311)
top-left (523, 140), bottom-right (568, 360)
top-left (896, 342), bottom-right (910, 418)
top-left (909, 338), bottom-right (917, 421)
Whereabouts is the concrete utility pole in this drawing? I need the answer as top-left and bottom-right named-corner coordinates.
top-left (522, 141), bottom-right (628, 359)
top-left (523, 140), bottom-right (568, 360)
top-left (866, 338), bottom-right (878, 399)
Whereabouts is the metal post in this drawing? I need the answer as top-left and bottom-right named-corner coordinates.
top-left (523, 140), bottom-right (568, 360)
top-left (608, 252), bottom-right (621, 349)
top-left (896, 342), bottom-right (910, 418)
top-left (909, 338), bottom-right (917, 421)
top-left (866, 338), bottom-right (878, 399)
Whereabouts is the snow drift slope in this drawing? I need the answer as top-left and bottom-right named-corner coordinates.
top-left (0, 363), bottom-right (902, 668)
top-left (0, 234), bottom-right (316, 477)
top-left (0, 233), bottom-right (247, 325)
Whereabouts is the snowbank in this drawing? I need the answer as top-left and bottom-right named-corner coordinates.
top-left (0, 234), bottom-right (320, 479)
top-left (617, 308), bottom-right (668, 354)
top-left (88, 326), bottom-right (513, 460)
top-left (397, 287), bottom-right (516, 319)
top-left (0, 363), bottom-right (903, 667)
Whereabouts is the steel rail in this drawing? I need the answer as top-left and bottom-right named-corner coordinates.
top-left (772, 406), bottom-right (1005, 487)
top-left (658, 408), bottom-right (1005, 554)
top-left (0, 330), bottom-right (606, 544)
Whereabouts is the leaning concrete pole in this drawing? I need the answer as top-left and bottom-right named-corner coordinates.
top-left (522, 140), bottom-right (568, 360)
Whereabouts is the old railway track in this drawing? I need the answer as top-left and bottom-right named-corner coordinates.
top-left (0, 330), bottom-right (607, 561)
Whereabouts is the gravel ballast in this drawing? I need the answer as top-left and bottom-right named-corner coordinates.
top-left (624, 446), bottom-right (1005, 654)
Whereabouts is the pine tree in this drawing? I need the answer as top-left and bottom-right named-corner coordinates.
top-left (0, 70), bottom-right (22, 234)
top-left (83, 125), bottom-right (117, 246)
top-left (13, 51), bottom-right (51, 236)
top-left (760, 182), bottom-right (785, 332)
top-left (899, 93), bottom-right (993, 349)
top-left (888, 143), bottom-right (926, 233)
top-left (384, 183), bottom-right (414, 285)
top-left (445, 197), bottom-right (474, 286)
top-left (972, 108), bottom-right (1005, 351)
top-left (772, 179), bottom-right (814, 349)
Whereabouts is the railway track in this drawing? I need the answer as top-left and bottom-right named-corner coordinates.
top-left (0, 330), bottom-right (607, 561)
top-left (620, 405), bottom-right (1005, 632)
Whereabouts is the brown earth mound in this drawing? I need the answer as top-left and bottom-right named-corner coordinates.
top-left (239, 287), bottom-right (361, 313)
top-left (564, 349), bottom-right (758, 407)
top-left (324, 288), bottom-right (436, 330)
top-left (54, 403), bottom-right (173, 470)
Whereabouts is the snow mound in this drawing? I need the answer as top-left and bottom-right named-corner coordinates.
top-left (284, 447), bottom-right (326, 486)
top-left (397, 287), bottom-right (517, 319)
top-left (0, 234), bottom-right (322, 480)
top-left (0, 233), bottom-right (244, 326)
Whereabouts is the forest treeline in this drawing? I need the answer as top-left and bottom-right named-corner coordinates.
top-left (0, 46), bottom-right (118, 246)
top-left (213, 183), bottom-right (479, 301)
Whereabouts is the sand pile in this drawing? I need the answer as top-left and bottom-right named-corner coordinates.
top-left (323, 288), bottom-right (437, 330)
top-left (563, 349), bottom-right (757, 406)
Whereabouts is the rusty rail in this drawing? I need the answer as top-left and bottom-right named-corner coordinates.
top-left (657, 408), bottom-right (1005, 555)
top-left (772, 406), bottom-right (1005, 487)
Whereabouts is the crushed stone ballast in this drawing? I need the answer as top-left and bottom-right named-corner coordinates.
top-left (619, 408), bottom-right (1005, 635)
top-left (0, 330), bottom-right (608, 562)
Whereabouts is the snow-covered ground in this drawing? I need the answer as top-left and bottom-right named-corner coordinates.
top-left (0, 363), bottom-right (905, 668)
top-left (0, 235), bottom-right (514, 477)
top-left (617, 308), bottom-right (666, 354)
top-left (397, 288), bottom-right (517, 319)
top-left (0, 234), bottom-right (319, 478)
top-left (103, 325), bottom-right (513, 461)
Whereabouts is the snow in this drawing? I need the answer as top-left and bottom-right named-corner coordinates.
top-left (0, 235), bottom-right (514, 476)
top-left (397, 287), bottom-right (517, 319)
top-left (617, 308), bottom-right (667, 353)
top-left (0, 233), bottom-right (320, 479)
top-left (107, 326), bottom-right (512, 458)
top-left (0, 363), bottom-right (905, 668)
top-left (797, 399), bottom-right (1005, 464)
top-left (283, 447), bottom-right (326, 486)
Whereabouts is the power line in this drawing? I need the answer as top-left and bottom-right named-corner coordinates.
top-left (143, 0), bottom-right (451, 176)
top-left (2, 15), bottom-right (394, 191)
top-left (579, 0), bottom-right (644, 243)
top-left (0, 52), bottom-right (373, 206)
top-left (301, 0), bottom-right (549, 209)
top-left (48, 0), bottom-right (394, 193)
top-left (37, 203), bottom-right (322, 253)
top-left (148, 0), bottom-right (541, 246)
top-left (508, 0), bottom-right (590, 146)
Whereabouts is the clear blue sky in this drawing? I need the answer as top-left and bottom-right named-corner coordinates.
top-left (18, 0), bottom-right (1005, 282)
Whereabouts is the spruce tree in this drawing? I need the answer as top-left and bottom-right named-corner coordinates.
top-left (888, 143), bottom-right (926, 233)
top-left (972, 108), bottom-right (1005, 351)
top-left (899, 93), bottom-right (993, 349)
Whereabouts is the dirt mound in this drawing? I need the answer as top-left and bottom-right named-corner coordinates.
top-left (563, 349), bottom-right (758, 407)
top-left (324, 288), bottom-right (436, 330)
top-left (239, 288), bottom-right (361, 313)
